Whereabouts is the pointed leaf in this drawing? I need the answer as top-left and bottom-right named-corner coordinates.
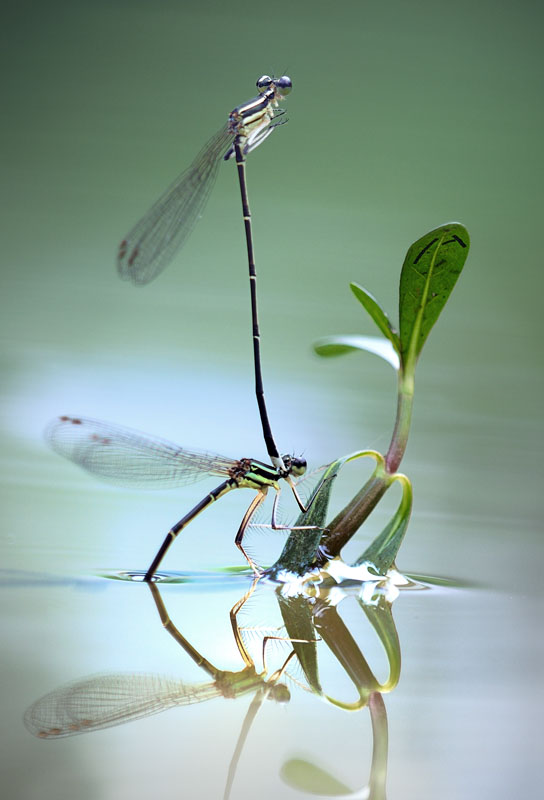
top-left (350, 282), bottom-right (400, 352)
top-left (354, 474), bottom-right (412, 575)
top-left (314, 335), bottom-right (400, 370)
top-left (356, 511), bottom-right (410, 576)
top-left (268, 457), bottom-right (347, 576)
top-left (399, 222), bottom-right (469, 363)
top-left (277, 595), bottom-right (321, 694)
top-left (280, 758), bottom-right (354, 796)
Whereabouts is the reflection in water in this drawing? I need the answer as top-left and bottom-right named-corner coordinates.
top-left (275, 583), bottom-right (398, 799)
top-left (24, 574), bottom-right (402, 799)
top-left (281, 692), bottom-right (388, 799)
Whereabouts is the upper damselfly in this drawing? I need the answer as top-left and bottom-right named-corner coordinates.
top-left (46, 415), bottom-right (316, 580)
top-left (117, 75), bottom-right (293, 472)
top-left (117, 75), bottom-right (291, 286)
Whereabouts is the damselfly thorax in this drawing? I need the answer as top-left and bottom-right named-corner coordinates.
top-left (225, 75), bottom-right (292, 160)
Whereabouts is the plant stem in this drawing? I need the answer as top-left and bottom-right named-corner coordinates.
top-left (317, 368), bottom-right (415, 563)
top-left (385, 367), bottom-right (414, 474)
top-left (368, 692), bottom-right (389, 800)
top-left (317, 466), bottom-right (391, 564)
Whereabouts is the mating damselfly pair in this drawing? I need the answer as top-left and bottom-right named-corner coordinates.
top-left (49, 75), bottom-right (323, 579)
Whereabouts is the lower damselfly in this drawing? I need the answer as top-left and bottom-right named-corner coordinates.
top-left (46, 415), bottom-right (316, 580)
top-left (117, 75), bottom-right (293, 472)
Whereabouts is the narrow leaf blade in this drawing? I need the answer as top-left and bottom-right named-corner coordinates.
top-left (399, 222), bottom-right (469, 361)
top-left (350, 282), bottom-right (400, 352)
top-left (277, 596), bottom-right (321, 694)
top-left (314, 335), bottom-right (400, 370)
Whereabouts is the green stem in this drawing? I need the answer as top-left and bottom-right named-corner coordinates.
top-left (317, 372), bottom-right (415, 562)
top-left (385, 368), bottom-right (414, 474)
top-left (317, 456), bottom-right (392, 564)
top-left (368, 692), bottom-right (388, 800)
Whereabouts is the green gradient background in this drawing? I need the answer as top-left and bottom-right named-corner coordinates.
top-left (2, 1), bottom-right (543, 798)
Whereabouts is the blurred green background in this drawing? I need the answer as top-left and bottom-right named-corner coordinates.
top-left (2, 1), bottom-right (543, 798)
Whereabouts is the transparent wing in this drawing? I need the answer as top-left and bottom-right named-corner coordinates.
top-left (117, 123), bottom-right (232, 286)
top-left (45, 416), bottom-right (237, 488)
top-left (24, 673), bottom-right (223, 738)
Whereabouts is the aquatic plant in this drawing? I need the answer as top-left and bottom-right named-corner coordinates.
top-left (270, 222), bottom-right (470, 578)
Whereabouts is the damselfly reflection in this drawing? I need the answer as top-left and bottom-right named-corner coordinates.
top-left (24, 672), bottom-right (273, 738)
top-left (24, 579), bottom-right (320, 799)
top-left (46, 415), bottom-right (319, 579)
top-left (23, 664), bottom-right (295, 741)
top-left (23, 579), bottom-right (302, 736)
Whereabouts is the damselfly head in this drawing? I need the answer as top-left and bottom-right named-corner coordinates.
top-left (256, 75), bottom-right (293, 97)
top-left (282, 454), bottom-right (307, 477)
top-left (267, 683), bottom-right (291, 703)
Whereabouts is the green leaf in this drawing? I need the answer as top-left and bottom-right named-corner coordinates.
top-left (350, 282), bottom-right (400, 352)
top-left (268, 451), bottom-right (385, 576)
top-left (354, 474), bottom-right (412, 575)
top-left (314, 335), bottom-right (400, 370)
top-left (277, 595), bottom-right (321, 694)
top-left (399, 222), bottom-right (469, 364)
top-left (268, 457), bottom-right (347, 576)
top-left (280, 759), bottom-right (353, 796)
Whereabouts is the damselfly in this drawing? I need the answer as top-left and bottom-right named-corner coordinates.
top-left (117, 75), bottom-right (293, 472)
top-left (117, 75), bottom-right (291, 285)
top-left (46, 415), bottom-right (316, 580)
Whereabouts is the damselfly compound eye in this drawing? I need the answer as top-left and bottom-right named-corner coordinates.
top-left (268, 683), bottom-right (290, 703)
top-left (284, 455), bottom-right (306, 477)
top-left (275, 76), bottom-right (292, 95)
top-left (256, 75), bottom-right (273, 92)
